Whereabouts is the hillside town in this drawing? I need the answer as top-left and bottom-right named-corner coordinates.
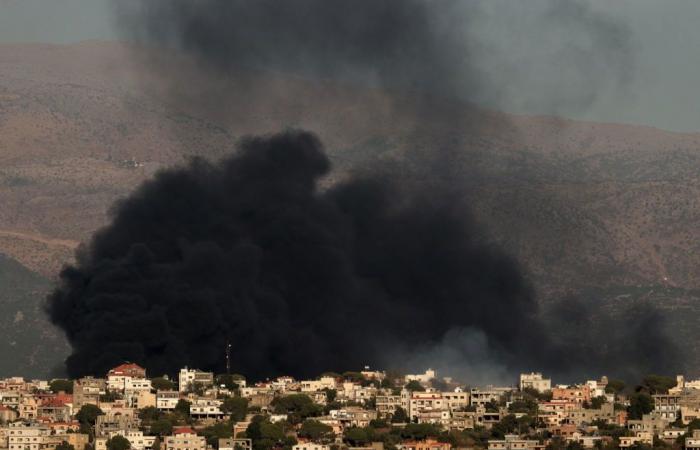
top-left (0, 366), bottom-right (699, 450)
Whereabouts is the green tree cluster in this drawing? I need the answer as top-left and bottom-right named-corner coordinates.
top-left (270, 394), bottom-right (322, 424)
top-left (50, 380), bottom-right (74, 394)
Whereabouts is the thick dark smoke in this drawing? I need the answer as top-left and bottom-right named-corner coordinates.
top-left (47, 0), bottom-right (682, 380)
top-left (48, 131), bottom-right (551, 378)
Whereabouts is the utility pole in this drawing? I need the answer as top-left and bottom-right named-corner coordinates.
top-left (226, 340), bottom-right (232, 375)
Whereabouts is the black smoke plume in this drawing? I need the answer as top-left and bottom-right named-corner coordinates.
top-left (47, 0), bottom-right (683, 380)
top-left (48, 130), bottom-right (551, 378)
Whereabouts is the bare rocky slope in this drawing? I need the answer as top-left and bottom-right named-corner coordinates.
top-left (1, 41), bottom-right (699, 377)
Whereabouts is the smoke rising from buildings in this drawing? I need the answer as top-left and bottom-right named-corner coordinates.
top-left (48, 131), bottom-right (551, 378)
top-left (46, 1), bottom-right (681, 380)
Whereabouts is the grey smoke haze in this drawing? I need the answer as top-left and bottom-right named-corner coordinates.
top-left (115, 0), bottom-right (632, 116)
top-left (44, 0), bottom-right (684, 382)
top-left (3, 1), bottom-right (700, 131)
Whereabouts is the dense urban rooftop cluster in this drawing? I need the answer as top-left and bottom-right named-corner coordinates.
top-left (1, 366), bottom-right (700, 450)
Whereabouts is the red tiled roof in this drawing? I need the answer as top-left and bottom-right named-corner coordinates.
top-left (108, 363), bottom-right (146, 376)
top-left (173, 427), bottom-right (196, 435)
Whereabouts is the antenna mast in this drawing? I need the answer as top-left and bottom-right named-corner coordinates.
top-left (226, 340), bottom-right (232, 375)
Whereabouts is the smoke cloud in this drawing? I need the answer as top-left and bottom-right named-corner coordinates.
top-left (46, 0), bottom-right (681, 381)
top-left (114, 0), bottom-right (633, 117)
top-left (48, 131), bottom-right (551, 378)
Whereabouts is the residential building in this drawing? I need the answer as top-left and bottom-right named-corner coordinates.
top-left (619, 432), bottom-right (653, 448)
top-left (685, 430), bottom-right (700, 450)
top-left (519, 373), bottom-right (551, 393)
top-left (164, 427), bottom-right (207, 450)
top-left (73, 378), bottom-right (105, 409)
top-left (397, 440), bottom-right (451, 450)
top-left (654, 394), bottom-right (681, 421)
top-left (178, 368), bottom-right (214, 393)
top-left (488, 435), bottom-right (545, 450)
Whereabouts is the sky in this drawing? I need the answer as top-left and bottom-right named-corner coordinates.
top-left (1, 0), bottom-right (699, 132)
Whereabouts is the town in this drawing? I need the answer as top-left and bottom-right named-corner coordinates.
top-left (0, 366), bottom-right (699, 450)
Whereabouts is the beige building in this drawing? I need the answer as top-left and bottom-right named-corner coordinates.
top-left (442, 389), bottom-right (470, 412)
top-left (4, 421), bottom-right (51, 450)
top-left (654, 394), bottom-right (681, 421)
top-left (685, 430), bottom-right (700, 450)
top-left (376, 395), bottom-right (402, 418)
top-left (219, 438), bottom-right (252, 450)
top-left (164, 428), bottom-right (206, 450)
top-left (519, 373), bottom-right (551, 393)
top-left (489, 435), bottom-right (544, 450)
top-left (619, 432), bottom-right (653, 448)
top-left (73, 378), bottom-right (106, 409)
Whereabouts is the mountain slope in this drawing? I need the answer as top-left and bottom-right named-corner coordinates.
top-left (0, 41), bottom-right (699, 375)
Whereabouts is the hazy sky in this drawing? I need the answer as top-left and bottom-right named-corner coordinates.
top-left (1, 0), bottom-right (699, 132)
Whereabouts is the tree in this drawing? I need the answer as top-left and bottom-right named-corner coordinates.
top-left (100, 391), bottom-right (120, 403)
top-left (323, 388), bottom-right (337, 403)
top-left (404, 380), bottom-right (425, 392)
top-left (380, 378), bottom-right (394, 389)
top-left (344, 427), bottom-right (370, 446)
top-left (391, 407), bottom-right (408, 424)
top-left (590, 396), bottom-right (607, 409)
top-left (150, 418), bottom-right (174, 436)
top-left (106, 436), bottom-right (131, 450)
top-left (640, 375), bottom-right (676, 395)
top-left (605, 379), bottom-right (626, 394)
top-left (139, 407), bottom-right (163, 423)
top-left (50, 380), bottom-right (74, 394)
top-left (175, 399), bottom-right (191, 417)
top-left (151, 377), bottom-right (175, 391)
top-left (216, 374), bottom-right (245, 391)
top-left (201, 422), bottom-right (233, 446)
top-left (628, 393), bottom-right (653, 420)
top-left (343, 372), bottom-right (365, 383)
top-left (76, 404), bottom-right (103, 426)
top-left (399, 423), bottom-right (441, 440)
top-left (222, 397), bottom-right (249, 422)
top-left (56, 442), bottom-right (75, 450)
top-left (298, 420), bottom-right (334, 442)
top-left (270, 394), bottom-right (322, 424)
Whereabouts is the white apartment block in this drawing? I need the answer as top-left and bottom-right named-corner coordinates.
top-left (178, 368), bottom-right (214, 393)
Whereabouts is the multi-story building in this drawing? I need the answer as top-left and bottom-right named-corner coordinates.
top-left (156, 391), bottom-right (181, 411)
top-left (107, 364), bottom-right (147, 391)
top-left (178, 368), bottom-right (214, 393)
top-left (470, 388), bottom-right (508, 407)
top-left (220, 438), bottom-right (253, 450)
top-left (519, 373), bottom-right (551, 393)
top-left (405, 370), bottom-right (437, 385)
top-left (408, 392), bottom-right (448, 423)
top-left (73, 378), bottom-right (106, 409)
top-left (686, 430), bottom-right (700, 450)
top-left (488, 435), bottom-right (545, 450)
top-left (551, 386), bottom-right (591, 405)
top-left (4, 421), bottom-right (51, 450)
top-left (442, 389), bottom-right (470, 412)
top-left (654, 394), bottom-right (681, 421)
top-left (190, 399), bottom-right (224, 418)
top-left (329, 407), bottom-right (377, 428)
top-left (376, 395), bottom-right (402, 418)
top-left (164, 427), bottom-right (207, 450)
top-left (619, 432), bottom-right (653, 448)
